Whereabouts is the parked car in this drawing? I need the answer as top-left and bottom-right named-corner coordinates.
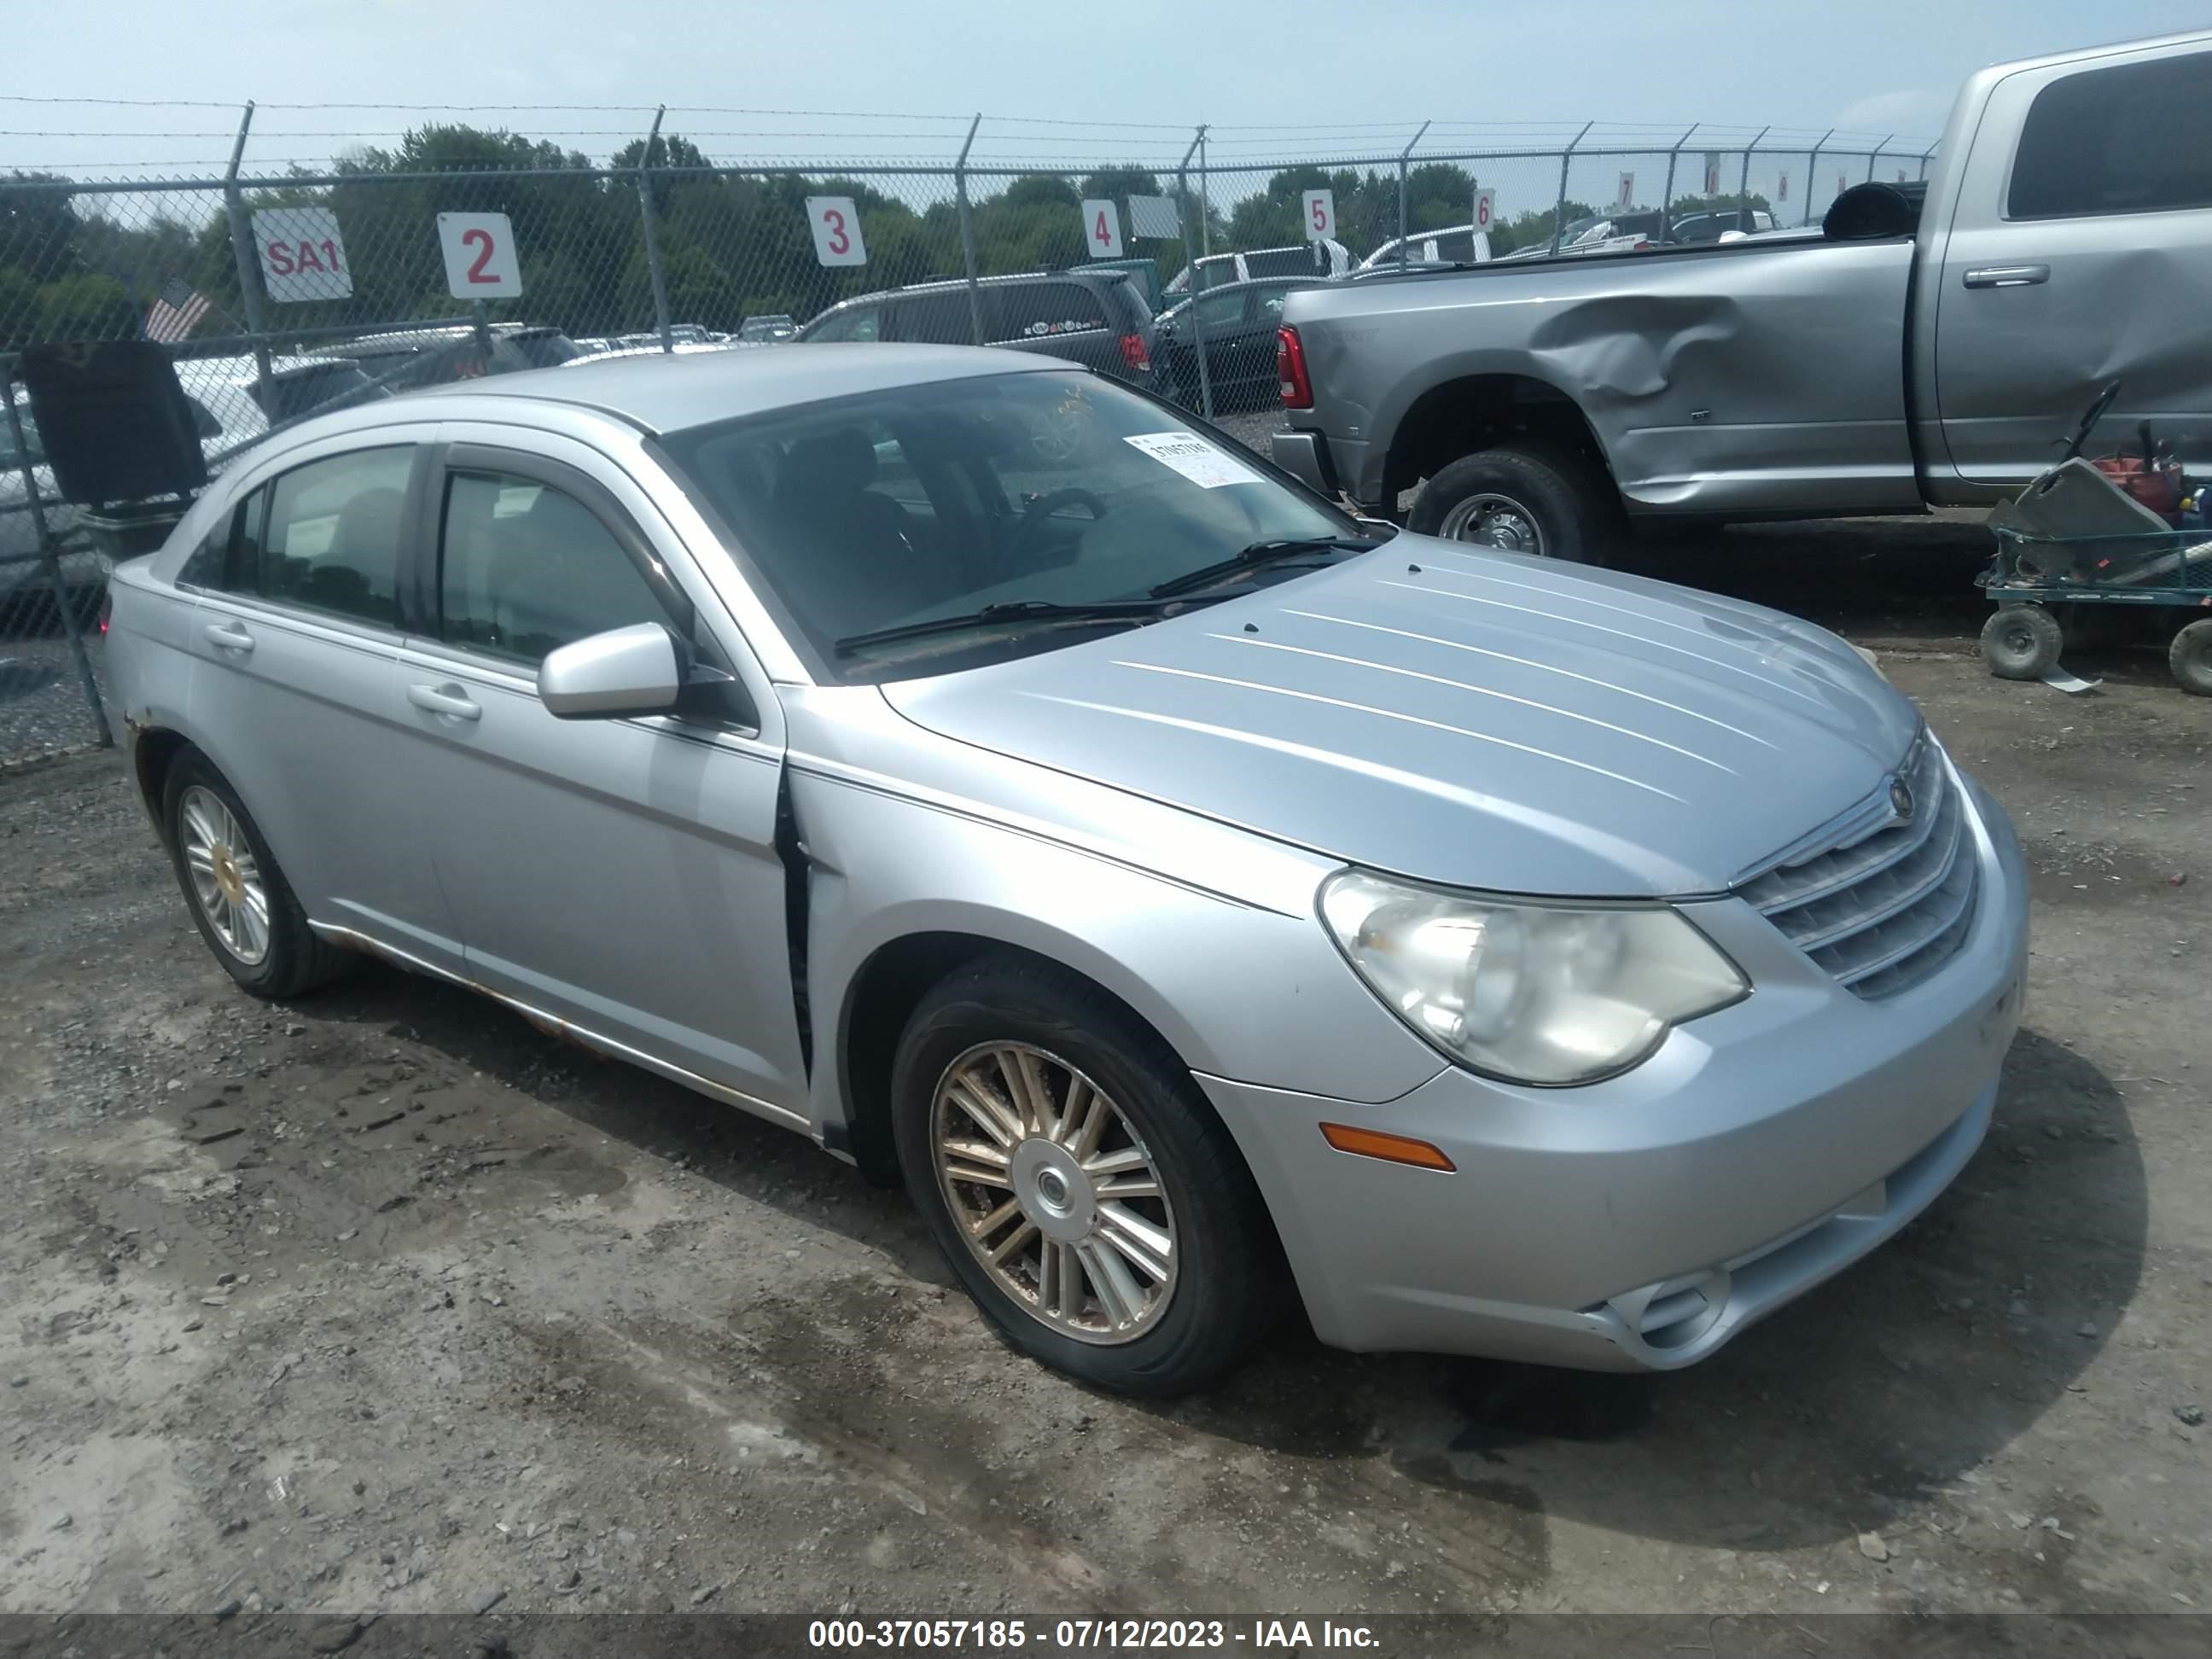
top-left (1358, 225), bottom-right (1493, 270)
top-left (106, 344), bottom-right (2027, 1396)
top-left (737, 315), bottom-right (798, 343)
top-left (1671, 207), bottom-right (1778, 243)
top-left (797, 271), bottom-right (1157, 387)
top-left (1274, 29), bottom-right (2212, 564)
top-left (1153, 277), bottom-right (1325, 411)
top-left (307, 323), bottom-right (583, 389)
top-left (1166, 241), bottom-right (1350, 294)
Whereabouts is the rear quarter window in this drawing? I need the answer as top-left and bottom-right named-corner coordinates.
top-left (2009, 51), bottom-right (2212, 219)
top-left (990, 282), bottom-right (1108, 343)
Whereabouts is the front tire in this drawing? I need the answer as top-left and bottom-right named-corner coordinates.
top-left (161, 748), bottom-right (354, 999)
top-left (1407, 439), bottom-right (1624, 565)
top-left (890, 955), bottom-right (1284, 1396)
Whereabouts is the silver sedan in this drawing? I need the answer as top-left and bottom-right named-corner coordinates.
top-left (104, 346), bottom-right (2029, 1395)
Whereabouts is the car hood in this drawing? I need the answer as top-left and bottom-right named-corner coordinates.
top-left (879, 539), bottom-right (1921, 897)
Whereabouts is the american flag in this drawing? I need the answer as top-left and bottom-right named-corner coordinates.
top-left (143, 276), bottom-right (211, 344)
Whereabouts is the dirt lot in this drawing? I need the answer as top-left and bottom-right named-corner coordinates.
top-left (3, 518), bottom-right (2209, 1623)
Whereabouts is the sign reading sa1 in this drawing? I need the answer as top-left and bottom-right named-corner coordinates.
top-left (1302, 189), bottom-right (1336, 242)
top-left (435, 212), bottom-right (522, 298)
top-left (253, 207), bottom-right (352, 303)
top-left (805, 196), bottom-right (867, 267)
top-left (1080, 199), bottom-right (1123, 258)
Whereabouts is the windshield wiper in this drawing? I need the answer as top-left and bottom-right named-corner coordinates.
top-left (1149, 536), bottom-right (1373, 600)
top-left (834, 597), bottom-right (1179, 655)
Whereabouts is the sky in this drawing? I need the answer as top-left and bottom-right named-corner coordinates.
top-left (6, 0), bottom-right (2208, 183)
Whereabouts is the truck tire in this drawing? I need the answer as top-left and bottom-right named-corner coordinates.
top-left (1981, 605), bottom-right (2064, 681)
top-left (1407, 441), bottom-right (1624, 566)
top-left (2170, 618), bottom-right (2212, 696)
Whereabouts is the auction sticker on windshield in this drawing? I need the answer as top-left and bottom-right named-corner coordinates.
top-left (1124, 432), bottom-right (1265, 488)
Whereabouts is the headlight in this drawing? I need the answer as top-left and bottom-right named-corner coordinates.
top-left (1318, 870), bottom-right (1747, 1086)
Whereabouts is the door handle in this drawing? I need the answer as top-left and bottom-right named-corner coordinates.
top-left (202, 620), bottom-right (253, 653)
top-left (1963, 264), bottom-right (2050, 288)
top-left (407, 682), bottom-right (482, 722)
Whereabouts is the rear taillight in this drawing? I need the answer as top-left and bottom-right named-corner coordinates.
top-left (1277, 325), bottom-right (1313, 408)
top-left (1119, 331), bottom-right (1150, 374)
top-left (98, 594), bottom-right (112, 636)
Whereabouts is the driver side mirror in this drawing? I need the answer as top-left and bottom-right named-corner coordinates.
top-left (538, 622), bottom-right (685, 720)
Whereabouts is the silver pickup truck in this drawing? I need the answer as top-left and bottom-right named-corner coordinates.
top-left (1272, 29), bottom-right (2212, 562)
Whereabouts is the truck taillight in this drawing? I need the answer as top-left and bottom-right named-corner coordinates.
top-left (1119, 332), bottom-right (1150, 373)
top-left (98, 594), bottom-right (112, 636)
top-left (1277, 325), bottom-right (1313, 408)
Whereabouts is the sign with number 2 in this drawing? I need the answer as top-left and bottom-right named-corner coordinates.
top-left (436, 212), bottom-right (521, 299)
top-left (806, 196), bottom-right (868, 267)
top-left (1080, 199), bottom-right (1123, 259)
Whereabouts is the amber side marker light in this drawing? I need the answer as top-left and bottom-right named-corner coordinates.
top-left (1319, 1122), bottom-right (1456, 1172)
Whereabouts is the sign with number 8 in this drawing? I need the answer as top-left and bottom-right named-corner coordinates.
top-left (806, 195), bottom-right (868, 267)
top-left (1080, 199), bottom-right (1123, 258)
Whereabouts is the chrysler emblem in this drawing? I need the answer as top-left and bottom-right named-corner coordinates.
top-left (1889, 777), bottom-right (1915, 823)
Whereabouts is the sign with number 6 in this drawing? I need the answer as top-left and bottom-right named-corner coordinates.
top-left (1472, 188), bottom-right (1496, 234)
top-left (1302, 189), bottom-right (1335, 243)
top-left (435, 212), bottom-right (522, 299)
top-left (1080, 199), bottom-right (1123, 258)
top-left (806, 196), bottom-right (868, 267)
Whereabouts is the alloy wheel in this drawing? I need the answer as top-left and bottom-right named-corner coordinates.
top-left (930, 1041), bottom-right (1178, 1345)
top-left (178, 785), bottom-right (271, 965)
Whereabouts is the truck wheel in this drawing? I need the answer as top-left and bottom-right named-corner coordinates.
top-left (1407, 441), bottom-right (1623, 566)
top-left (1981, 605), bottom-right (2064, 681)
top-left (2170, 619), bottom-right (2212, 696)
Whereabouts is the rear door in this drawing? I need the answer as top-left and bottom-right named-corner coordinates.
top-left (988, 281), bottom-right (1118, 375)
top-left (1930, 42), bottom-right (2212, 489)
top-left (388, 429), bottom-right (806, 1115)
top-left (178, 426), bottom-right (465, 969)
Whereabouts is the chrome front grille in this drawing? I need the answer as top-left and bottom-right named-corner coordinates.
top-left (1738, 736), bottom-right (1979, 999)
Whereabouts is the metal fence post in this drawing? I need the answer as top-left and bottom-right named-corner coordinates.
top-left (1869, 135), bottom-right (1893, 183)
top-left (2, 365), bottom-right (113, 750)
top-left (1395, 120), bottom-right (1429, 267)
top-left (1661, 124), bottom-right (1696, 216)
top-left (955, 114), bottom-right (984, 347)
top-left (1805, 129), bottom-right (1832, 226)
top-left (1918, 148), bottom-right (1935, 182)
top-left (1549, 120), bottom-right (1592, 255)
top-left (220, 102), bottom-right (273, 402)
top-left (1738, 125), bottom-right (1768, 221)
top-left (1197, 125), bottom-right (1211, 259)
top-left (635, 106), bottom-right (674, 352)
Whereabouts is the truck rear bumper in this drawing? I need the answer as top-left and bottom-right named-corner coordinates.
top-left (1269, 428), bottom-right (1341, 498)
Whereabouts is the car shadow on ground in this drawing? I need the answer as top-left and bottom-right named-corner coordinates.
top-left (310, 954), bottom-right (2145, 1556)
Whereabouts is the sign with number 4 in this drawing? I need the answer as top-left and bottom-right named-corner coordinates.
top-left (1302, 189), bottom-right (1336, 243)
top-left (1081, 199), bottom-right (1123, 258)
top-left (806, 196), bottom-right (867, 267)
top-left (1472, 188), bottom-right (1496, 234)
top-left (436, 212), bottom-right (522, 299)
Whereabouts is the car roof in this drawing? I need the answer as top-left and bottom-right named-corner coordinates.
top-left (411, 341), bottom-right (1060, 432)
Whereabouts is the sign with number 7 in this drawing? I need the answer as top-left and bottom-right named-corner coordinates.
top-left (805, 195), bottom-right (868, 267)
top-left (435, 212), bottom-right (522, 299)
top-left (1080, 199), bottom-right (1123, 259)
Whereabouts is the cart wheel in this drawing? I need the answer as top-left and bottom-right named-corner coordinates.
top-left (2170, 618), bottom-right (2212, 697)
top-left (1982, 605), bottom-right (2064, 681)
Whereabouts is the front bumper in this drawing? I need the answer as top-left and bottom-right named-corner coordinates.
top-left (1196, 771), bottom-right (2030, 1371)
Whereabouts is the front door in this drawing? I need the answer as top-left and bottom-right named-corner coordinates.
top-left (389, 431), bottom-right (806, 1116)
top-left (1931, 43), bottom-right (2212, 489)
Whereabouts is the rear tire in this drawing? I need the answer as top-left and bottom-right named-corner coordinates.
top-left (1407, 440), bottom-right (1624, 566)
top-left (890, 954), bottom-right (1284, 1397)
top-left (2170, 618), bottom-right (2212, 696)
top-left (1981, 605), bottom-right (2064, 681)
top-left (160, 748), bottom-right (355, 999)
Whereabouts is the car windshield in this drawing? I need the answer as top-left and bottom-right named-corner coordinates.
top-left (657, 370), bottom-right (1356, 683)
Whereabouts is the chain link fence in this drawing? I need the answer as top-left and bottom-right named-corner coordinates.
top-left (1, 110), bottom-right (1933, 767)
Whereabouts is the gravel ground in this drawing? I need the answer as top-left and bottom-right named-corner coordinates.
top-left (4, 449), bottom-right (2210, 1623)
top-left (0, 629), bottom-right (113, 771)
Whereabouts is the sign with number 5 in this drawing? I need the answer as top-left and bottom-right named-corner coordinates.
top-left (435, 212), bottom-right (522, 299)
top-left (1080, 199), bottom-right (1123, 258)
top-left (1302, 189), bottom-right (1335, 243)
top-left (806, 196), bottom-right (868, 267)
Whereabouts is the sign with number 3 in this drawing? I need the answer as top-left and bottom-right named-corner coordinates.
top-left (435, 212), bottom-right (522, 299)
top-left (806, 196), bottom-right (868, 267)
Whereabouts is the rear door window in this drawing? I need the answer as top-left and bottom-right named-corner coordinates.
top-left (253, 446), bottom-right (414, 627)
top-left (2009, 51), bottom-right (2212, 218)
top-left (896, 291), bottom-right (977, 345)
top-left (807, 304), bottom-right (883, 342)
